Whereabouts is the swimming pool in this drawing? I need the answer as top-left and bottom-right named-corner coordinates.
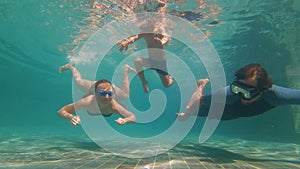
top-left (1, 0), bottom-right (300, 168)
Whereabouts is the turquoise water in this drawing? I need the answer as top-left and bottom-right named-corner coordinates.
top-left (1, 0), bottom-right (300, 168)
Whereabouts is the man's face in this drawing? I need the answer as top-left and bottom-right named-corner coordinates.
top-left (95, 82), bottom-right (114, 104)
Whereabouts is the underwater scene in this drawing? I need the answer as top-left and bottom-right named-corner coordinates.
top-left (1, 0), bottom-right (300, 168)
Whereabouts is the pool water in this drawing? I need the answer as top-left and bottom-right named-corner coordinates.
top-left (1, 0), bottom-right (300, 168)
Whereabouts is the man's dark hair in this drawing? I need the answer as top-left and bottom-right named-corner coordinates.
top-left (235, 63), bottom-right (273, 90)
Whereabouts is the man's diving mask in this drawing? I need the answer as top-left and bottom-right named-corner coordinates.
top-left (230, 80), bottom-right (262, 100)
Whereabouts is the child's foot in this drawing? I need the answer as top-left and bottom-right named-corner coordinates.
top-left (124, 64), bottom-right (137, 73)
top-left (166, 75), bottom-right (173, 87)
top-left (161, 75), bottom-right (173, 88)
top-left (142, 81), bottom-right (149, 93)
top-left (197, 78), bottom-right (209, 86)
top-left (58, 63), bottom-right (72, 74)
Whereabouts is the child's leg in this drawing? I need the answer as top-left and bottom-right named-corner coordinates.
top-left (113, 64), bottom-right (136, 100)
top-left (158, 74), bottom-right (173, 88)
top-left (134, 57), bottom-right (150, 93)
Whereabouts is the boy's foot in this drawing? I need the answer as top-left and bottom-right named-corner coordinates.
top-left (161, 75), bottom-right (173, 88)
top-left (166, 75), bottom-right (173, 87)
top-left (142, 81), bottom-right (149, 93)
top-left (197, 78), bottom-right (209, 86)
top-left (124, 64), bottom-right (137, 73)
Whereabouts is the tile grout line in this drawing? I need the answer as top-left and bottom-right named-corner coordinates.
top-left (133, 158), bottom-right (142, 169)
top-left (74, 154), bottom-right (106, 169)
top-left (114, 158), bottom-right (128, 169)
top-left (195, 156), bottom-right (209, 169)
top-left (168, 151), bottom-right (172, 169)
top-left (177, 150), bottom-right (190, 169)
top-left (152, 154), bottom-right (157, 169)
top-left (76, 155), bottom-right (115, 169)
top-left (134, 150), bottom-right (150, 169)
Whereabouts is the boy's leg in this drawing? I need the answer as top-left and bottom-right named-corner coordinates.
top-left (152, 58), bottom-right (173, 88)
top-left (113, 64), bottom-right (136, 100)
top-left (134, 57), bottom-right (150, 93)
top-left (158, 74), bottom-right (173, 88)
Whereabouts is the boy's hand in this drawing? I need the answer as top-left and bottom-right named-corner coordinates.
top-left (118, 40), bottom-right (129, 51)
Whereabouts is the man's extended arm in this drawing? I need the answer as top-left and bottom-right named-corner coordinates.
top-left (114, 102), bottom-right (136, 125)
top-left (57, 96), bottom-right (91, 126)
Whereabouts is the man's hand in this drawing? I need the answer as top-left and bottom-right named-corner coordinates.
top-left (70, 115), bottom-right (81, 126)
top-left (115, 118), bottom-right (127, 125)
top-left (118, 40), bottom-right (129, 51)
